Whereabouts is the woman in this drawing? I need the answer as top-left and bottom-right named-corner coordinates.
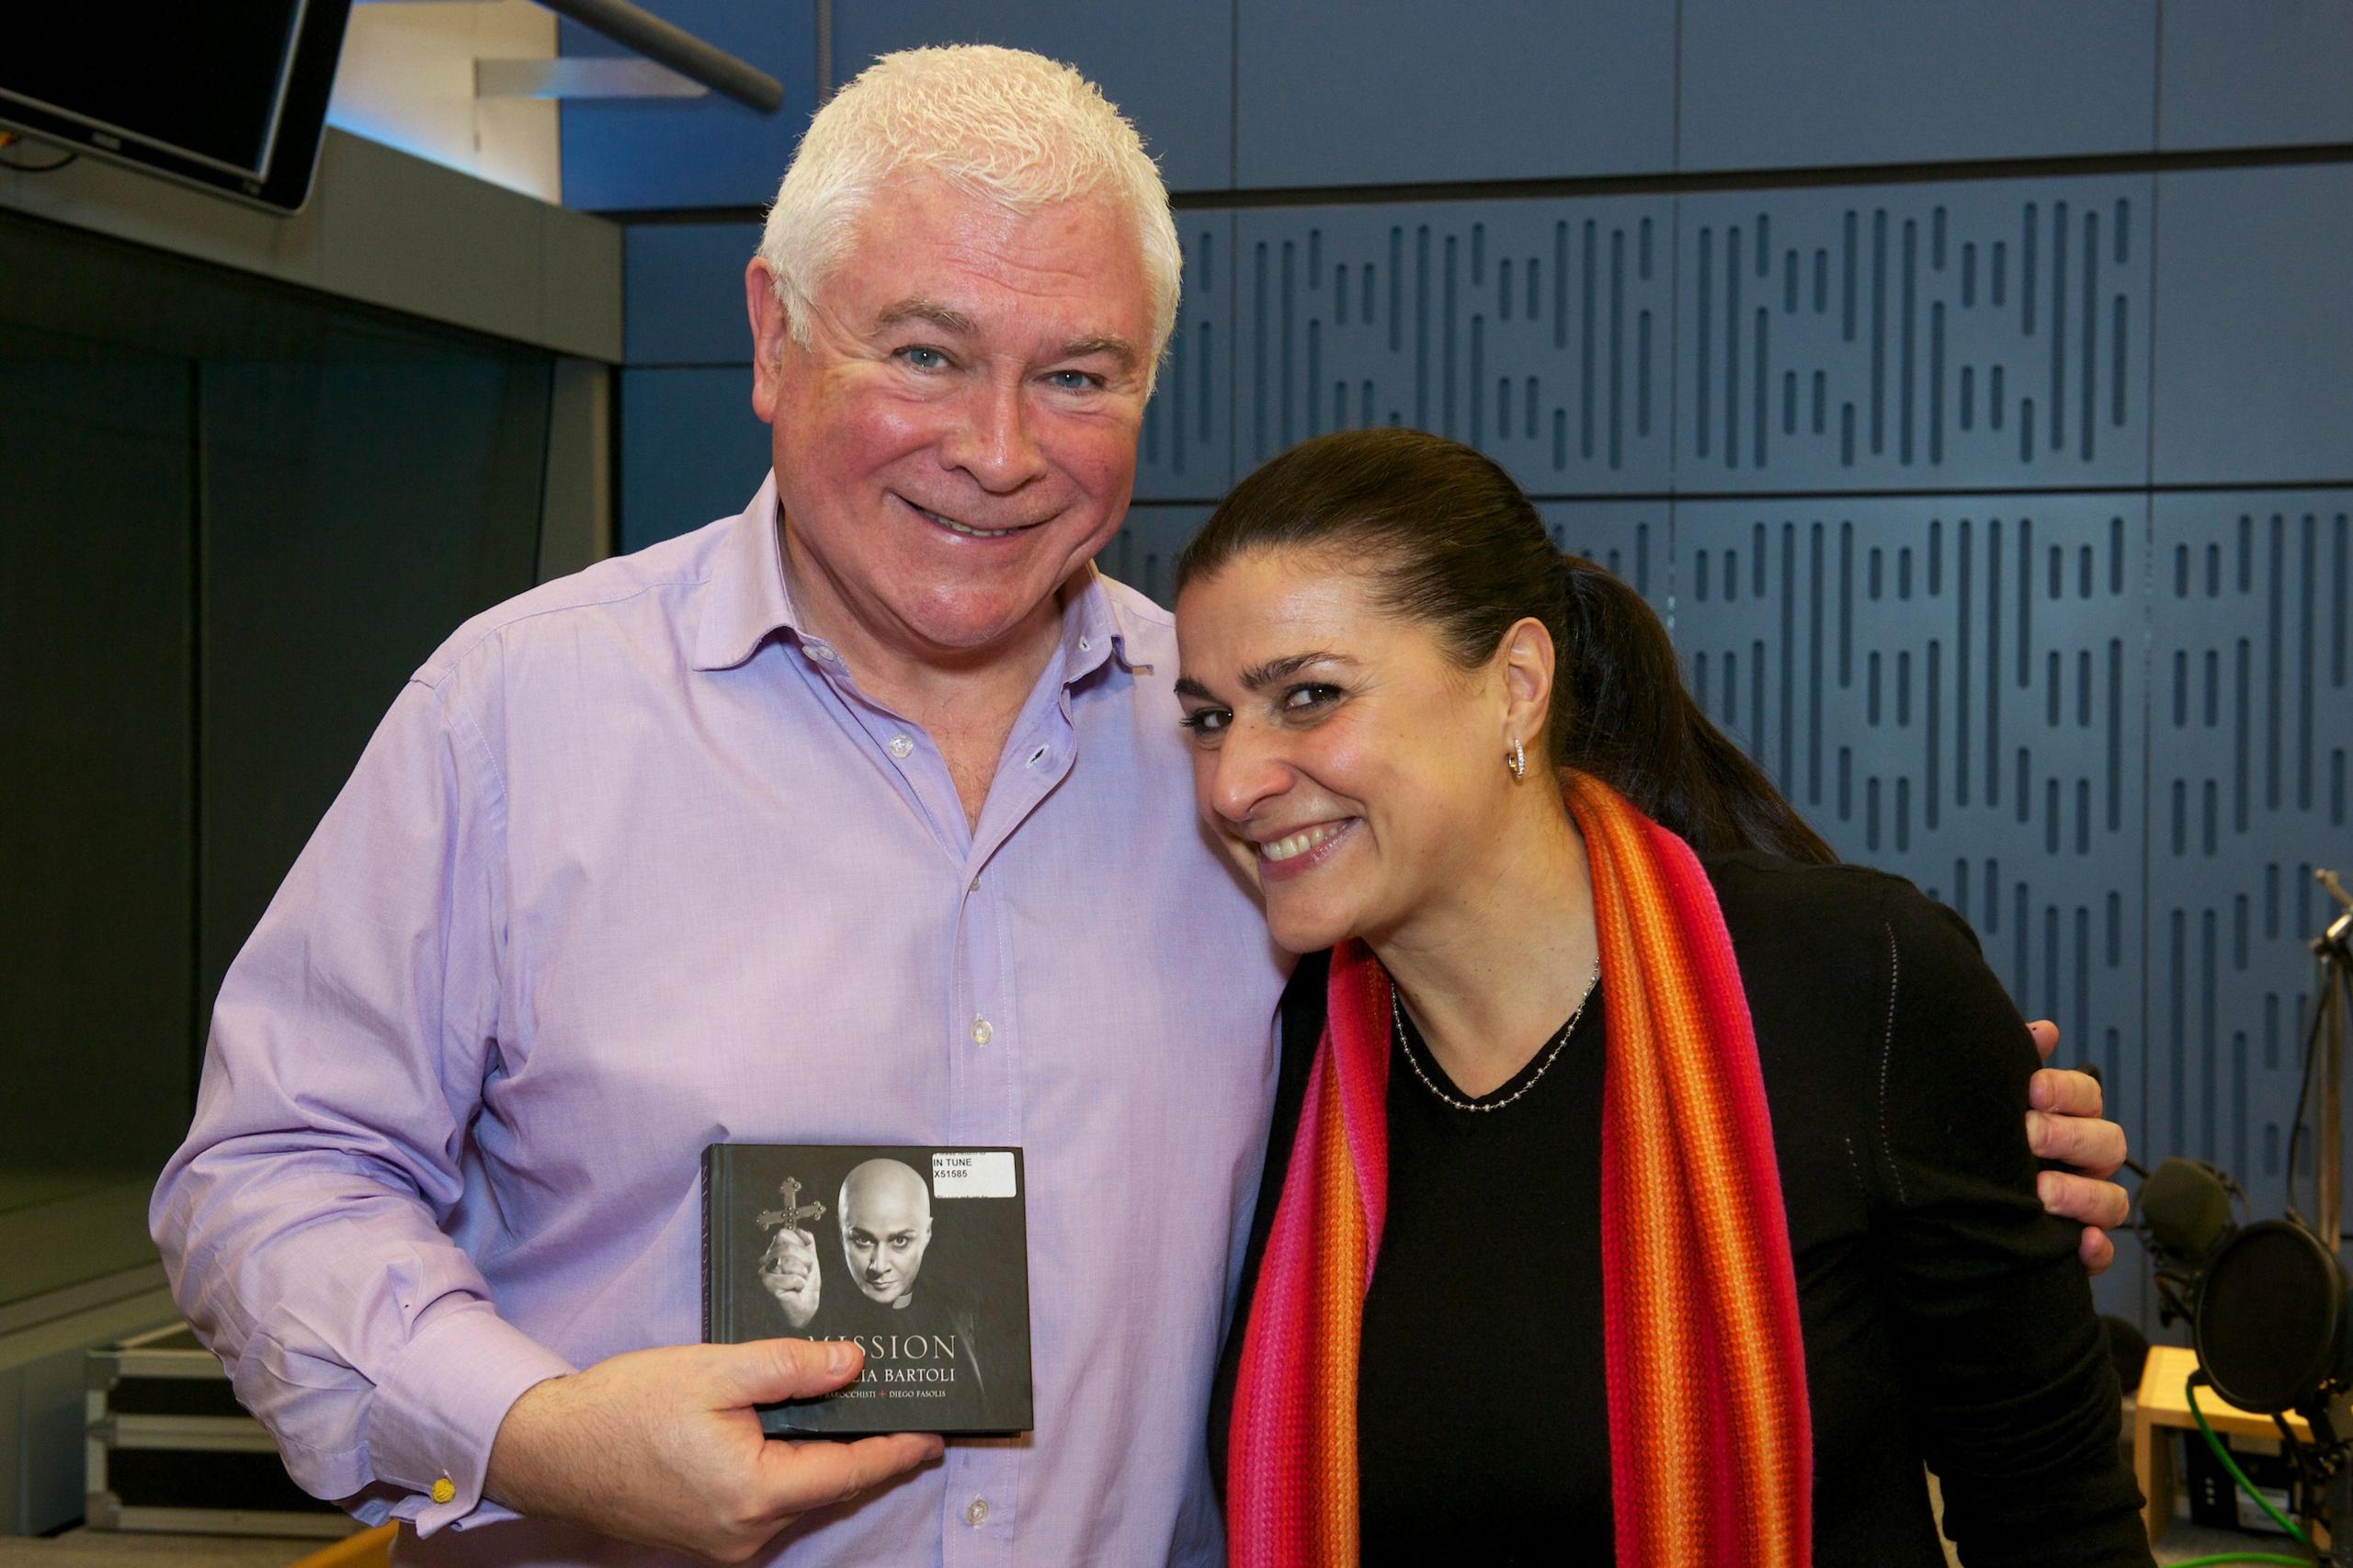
top-left (1180, 430), bottom-right (2151, 1565)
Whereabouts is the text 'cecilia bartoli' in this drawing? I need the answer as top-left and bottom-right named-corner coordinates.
top-left (835, 1334), bottom-right (960, 1382)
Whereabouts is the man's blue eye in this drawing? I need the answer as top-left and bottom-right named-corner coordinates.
top-left (903, 347), bottom-right (947, 369)
top-left (1049, 370), bottom-right (1098, 390)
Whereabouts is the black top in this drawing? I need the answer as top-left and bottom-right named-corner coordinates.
top-left (1208, 854), bottom-right (2152, 1567)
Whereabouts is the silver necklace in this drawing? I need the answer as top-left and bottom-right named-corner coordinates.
top-left (1390, 963), bottom-right (1601, 1114)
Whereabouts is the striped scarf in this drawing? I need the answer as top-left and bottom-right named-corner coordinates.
top-left (1225, 772), bottom-right (1812, 1565)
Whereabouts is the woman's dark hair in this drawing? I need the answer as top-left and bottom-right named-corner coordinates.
top-left (1174, 427), bottom-right (1836, 865)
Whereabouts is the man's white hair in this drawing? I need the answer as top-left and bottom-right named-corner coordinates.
top-left (757, 45), bottom-right (1182, 385)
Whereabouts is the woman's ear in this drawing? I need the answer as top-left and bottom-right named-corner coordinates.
top-left (1496, 616), bottom-right (1557, 756)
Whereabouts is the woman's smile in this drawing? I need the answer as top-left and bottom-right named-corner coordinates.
top-left (1250, 818), bottom-right (1361, 880)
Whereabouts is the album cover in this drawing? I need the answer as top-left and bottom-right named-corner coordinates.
top-left (702, 1142), bottom-right (1033, 1437)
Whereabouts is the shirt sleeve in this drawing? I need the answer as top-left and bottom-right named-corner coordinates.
top-left (150, 673), bottom-right (574, 1535)
top-left (1865, 880), bottom-right (2153, 1567)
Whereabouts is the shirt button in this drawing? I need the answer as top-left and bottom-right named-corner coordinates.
top-left (965, 1497), bottom-right (989, 1527)
top-left (430, 1477), bottom-right (456, 1506)
top-left (886, 733), bottom-right (914, 759)
top-left (1078, 636), bottom-right (1091, 652)
top-left (971, 1017), bottom-right (994, 1045)
top-left (807, 644), bottom-right (836, 662)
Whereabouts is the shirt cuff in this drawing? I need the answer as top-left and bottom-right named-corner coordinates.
top-left (363, 1302), bottom-right (576, 1537)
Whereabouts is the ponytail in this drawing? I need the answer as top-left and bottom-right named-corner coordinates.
top-left (1176, 427), bottom-right (1835, 865)
top-left (1552, 556), bottom-right (1835, 864)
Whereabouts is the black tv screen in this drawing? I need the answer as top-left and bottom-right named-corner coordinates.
top-left (1, 2), bottom-right (354, 213)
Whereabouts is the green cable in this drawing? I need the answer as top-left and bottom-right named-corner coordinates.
top-left (2184, 1374), bottom-right (2316, 1551)
top-left (2167, 1556), bottom-right (2314, 1566)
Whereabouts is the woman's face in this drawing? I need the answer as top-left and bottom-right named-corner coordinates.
top-left (1174, 547), bottom-right (1517, 955)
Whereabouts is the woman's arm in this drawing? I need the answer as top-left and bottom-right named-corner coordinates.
top-left (1866, 881), bottom-right (2152, 1567)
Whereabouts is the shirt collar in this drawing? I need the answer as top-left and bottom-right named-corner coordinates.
top-left (1057, 562), bottom-right (1146, 687)
top-left (690, 473), bottom-right (801, 673)
top-left (691, 472), bottom-right (1145, 688)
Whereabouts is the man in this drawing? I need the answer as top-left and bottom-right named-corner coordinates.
top-left (153, 43), bottom-right (2128, 1568)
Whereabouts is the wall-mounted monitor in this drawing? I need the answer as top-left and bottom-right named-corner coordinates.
top-left (0, 2), bottom-right (354, 213)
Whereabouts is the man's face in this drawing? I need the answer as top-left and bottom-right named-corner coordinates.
top-left (746, 177), bottom-right (1154, 668)
top-left (839, 1162), bottom-right (935, 1308)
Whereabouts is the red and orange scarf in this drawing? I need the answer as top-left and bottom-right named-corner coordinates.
top-left (1225, 773), bottom-right (1812, 1566)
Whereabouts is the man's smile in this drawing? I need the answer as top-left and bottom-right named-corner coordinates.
top-left (900, 494), bottom-right (1046, 540)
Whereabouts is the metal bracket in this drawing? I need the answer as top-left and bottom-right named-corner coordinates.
top-left (476, 57), bottom-right (707, 99)
top-left (355, 0), bottom-right (779, 111)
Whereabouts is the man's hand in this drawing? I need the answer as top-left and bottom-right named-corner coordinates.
top-left (2022, 1020), bottom-right (2131, 1276)
top-left (759, 1225), bottom-right (822, 1329)
top-left (484, 1339), bottom-right (941, 1563)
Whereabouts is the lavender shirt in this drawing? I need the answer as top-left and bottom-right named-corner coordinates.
top-left (153, 476), bottom-right (1289, 1567)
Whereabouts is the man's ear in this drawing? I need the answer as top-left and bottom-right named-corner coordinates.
top-left (1496, 616), bottom-right (1557, 758)
top-left (746, 257), bottom-right (793, 425)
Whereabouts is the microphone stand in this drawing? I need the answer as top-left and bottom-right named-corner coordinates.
top-left (2310, 870), bottom-right (2353, 1562)
top-left (2316, 870), bottom-right (2353, 1264)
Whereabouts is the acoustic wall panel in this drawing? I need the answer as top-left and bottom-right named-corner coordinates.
top-left (829, 0), bottom-right (1232, 192)
top-left (558, 1), bottom-right (818, 212)
top-left (1673, 497), bottom-right (2148, 1095)
top-left (620, 367), bottom-right (769, 553)
top-left (1102, 503), bottom-right (1665, 619)
top-left (2160, 1), bottom-right (2353, 153)
top-left (1136, 214), bottom-right (1234, 502)
top-left (1678, 1), bottom-right (2155, 172)
top-left (1234, 199), bottom-right (1675, 494)
top-left (625, 222), bottom-right (760, 367)
top-left (2147, 493), bottom-right (2353, 1222)
top-left (1099, 503), bottom-right (1211, 609)
top-left (1675, 494), bottom-right (2150, 1316)
top-left (1677, 178), bottom-right (2154, 492)
top-left (2152, 167), bottom-right (2353, 487)
top-left (1233, 0), bottom-right (1674, 189)
top-left (1541, 501), bottom-right (1666, 610)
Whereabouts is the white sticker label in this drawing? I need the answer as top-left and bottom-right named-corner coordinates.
top-left (931, 1151), bottom-right (1016, 1199)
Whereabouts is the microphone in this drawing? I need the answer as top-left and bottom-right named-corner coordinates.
top-left (2195, 1219), bottom-right (2351, 1416)
top-left (2143, 1157), bottom-right (2238, 1267)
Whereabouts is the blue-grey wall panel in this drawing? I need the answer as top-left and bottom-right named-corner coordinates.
top-left (1101, 502), bottom-right (1666, 617)
top-left (2147, 494), bottom-right (2353, 1222)
top-left (1676, 179), bottom-right (2154, 492)
top-left (626, 223), bottom-right (762, 366)
top-left (1677, 1), bottom-right (2155, 172)
top-left (560, 1), bottom-right (818, 212)
top-left (2152, 167), bottom-right (2353, 487)
top-left (1099, 503), bottom-right (1211, 609)
top-left (1233, 1), bottom-right (1674, 189)
top-left (1233, 199), bottom-right (1676, 494)
top-left (2159, 2), bottom-right (2353, 152)
top-left (1136, 213), bottom-right (1234, 502)
top-left (1541, 501), bottom-right (1666, 608)
top-left (620, 366), bottom-right (769, 554)
top-left (829, 2), bottom-right (1231, 193)
top-left (1674, 493), bottom-right (2151, 1316)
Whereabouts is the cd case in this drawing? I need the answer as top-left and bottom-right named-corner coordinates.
top-left (702, 1143), bottom-right (1033, 1436)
